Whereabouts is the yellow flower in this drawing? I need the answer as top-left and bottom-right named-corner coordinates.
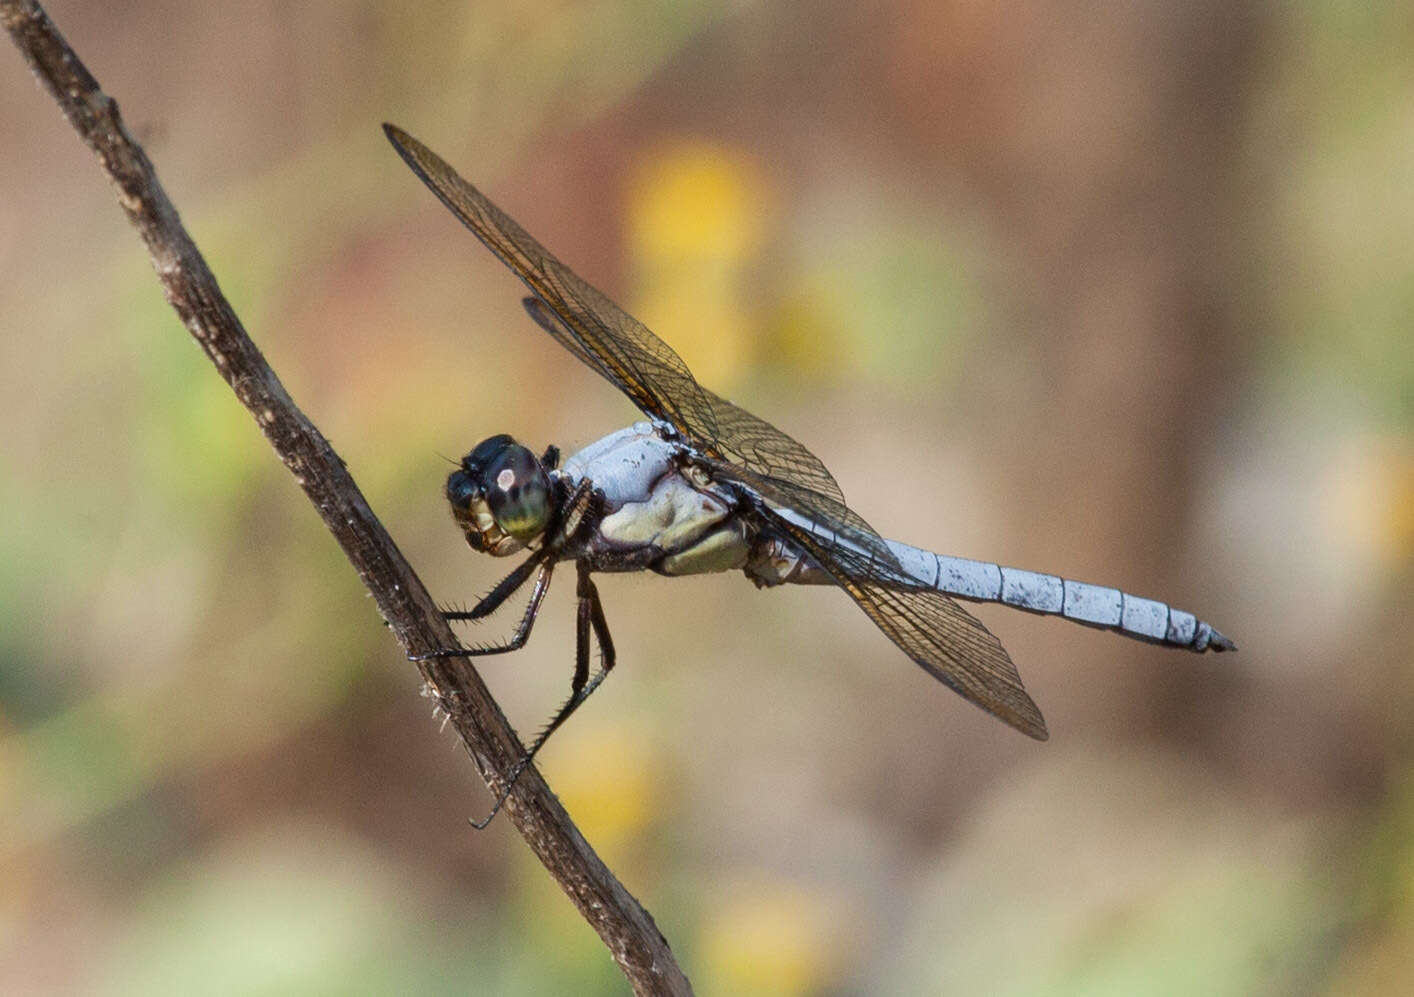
top-left (628, 141), bottom-right (769, 262)
top-left (626, 141), bottom-right (773, 389)
top-left (698, 878), bottom-right (849, 996)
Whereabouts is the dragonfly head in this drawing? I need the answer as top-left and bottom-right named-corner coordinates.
top-left (447, 434), bottom-right (552, 556)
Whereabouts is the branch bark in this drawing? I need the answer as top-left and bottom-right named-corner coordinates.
top-left (2, 2), bottom-right (691, 993)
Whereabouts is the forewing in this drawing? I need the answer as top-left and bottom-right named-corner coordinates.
top-left (385, 124), bottom-right (715, 434)
top-left (771, 512), bottom-right (1048, 740)
top-left (524, 293), bottom-right (852, 504)
top-left (387, 125), bottom-right (859, 510)
top-left (701, 390), bottom-right (847, 506)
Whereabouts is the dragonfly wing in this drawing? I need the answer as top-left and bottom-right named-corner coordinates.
top-left (700, 390), bottom-right (846, 506)
top-left (524, 293), bottom-right (855, 511)
top-left (385, 124), bottom-right (716, 435)
top-left (769, 509), bottom-right (1048, 740)
top-left (388, 125), bottom-right (861, 510)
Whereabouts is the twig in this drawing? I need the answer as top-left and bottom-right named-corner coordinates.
top-left (1, 3), bottom-right (691, 993)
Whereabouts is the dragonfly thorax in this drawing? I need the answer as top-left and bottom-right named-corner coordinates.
top-left (447, 435), bottom-right (552, 556)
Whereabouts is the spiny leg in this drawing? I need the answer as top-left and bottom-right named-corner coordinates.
top-left (534, 562), bottom-right (617, 754)
top-left (471, 561), bottom-right (618, 828)
top-left (412, 560), bottom-right (554, 660)
top-left (441, 552), bottom-right (544, 622)
top-left (583, 564), bottom-right (615, 671)
top-left (437, 475), bottom-right (593, 627)
top-left (555, 478), bottom-right (596, 542)
top-left (415, 478), bottom-right (596, 660)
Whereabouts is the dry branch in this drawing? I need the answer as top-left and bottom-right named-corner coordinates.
top-left (1, 2), bottom-right (690, 993)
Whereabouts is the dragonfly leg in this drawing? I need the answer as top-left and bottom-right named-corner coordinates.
top-left (555, 478), bottom-right (596, 541)
top-left (470, 561), bottom-right (617, 828)
top-left (442, 552), bottom-right (543, 622)
top-left (419, 480), bottom-right (594, 659)
top-left (412, 560), bottom-right (554, 660)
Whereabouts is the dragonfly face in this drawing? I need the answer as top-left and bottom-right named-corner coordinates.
top-left (447, 434), bottom-right (552, 556)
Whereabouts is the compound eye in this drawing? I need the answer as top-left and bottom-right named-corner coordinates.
top-left (485, 445), bottom-right (551, 542)
top-left (446, 469), bottom-right (480, 511)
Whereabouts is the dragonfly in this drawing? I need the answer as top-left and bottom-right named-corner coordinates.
top-left (384, 124), bottom-right (1234, 822)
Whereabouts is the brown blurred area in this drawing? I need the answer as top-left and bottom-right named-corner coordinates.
top-left (3, 1), bottom-right (1413, 993)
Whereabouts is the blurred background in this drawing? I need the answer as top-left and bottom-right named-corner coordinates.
top-left (3, 1), bottom-right (1412, 993)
